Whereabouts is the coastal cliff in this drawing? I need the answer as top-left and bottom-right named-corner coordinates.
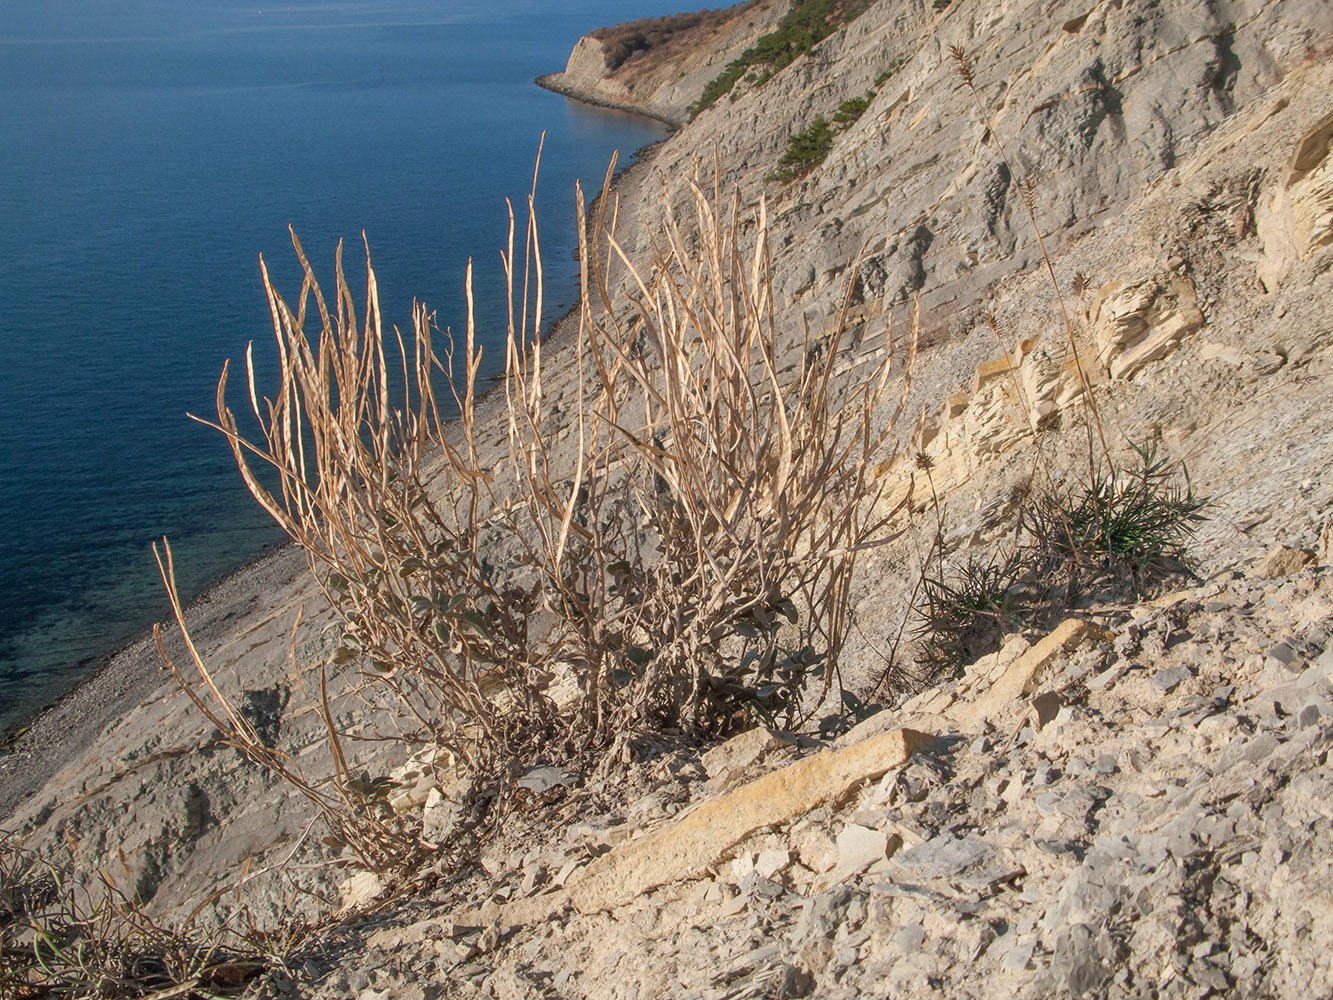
top-left (5, 0), bottom-right (1333, 997)
top-left (536, 2), bottom-right (787, 125)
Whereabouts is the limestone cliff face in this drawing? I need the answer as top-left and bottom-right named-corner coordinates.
top-left (537, 0), bottom-right (788, 125)
top-left (597, 0), bottom-right (1326, 336)
top-left (570, 0), bottom-right (1333, 685)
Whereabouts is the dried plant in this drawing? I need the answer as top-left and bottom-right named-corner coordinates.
top-left (507, 157), bottom-right (917, 740)
top-left (157, 150), bottom-right (916, 869)
top-left (204, 229), bottom-right (557, 775)
top-left (0, 834), bottom-right (261, 999)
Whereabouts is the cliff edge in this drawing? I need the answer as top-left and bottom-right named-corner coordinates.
top-left (536, 1), bottom-right (787, 125)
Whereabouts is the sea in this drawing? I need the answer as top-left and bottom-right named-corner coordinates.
top-left (0, 0), bottom-right (678, 735)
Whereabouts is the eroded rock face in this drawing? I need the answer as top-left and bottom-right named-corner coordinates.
top-left (1259, 108), bottom-right (1333, 287)
top-left (536, 1), bottom-right (788, 125)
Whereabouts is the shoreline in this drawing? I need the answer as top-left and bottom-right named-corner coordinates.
top-left (0, 91), bottom-right (673, 827)
top-left (0, 540), bottom-right (291, 750)
top-left (535, 72), bottom-right (686, 129)
top-left (0, 541), bottom-right (308, 823)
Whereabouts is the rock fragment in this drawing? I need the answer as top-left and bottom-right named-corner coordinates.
top-left (1257, 544), bottom-right (1314, 578)
top-left (567, 728), bottom-right (933, 914)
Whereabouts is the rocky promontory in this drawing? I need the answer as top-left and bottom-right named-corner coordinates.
top-left (536, 2), bottom-right (787, 125)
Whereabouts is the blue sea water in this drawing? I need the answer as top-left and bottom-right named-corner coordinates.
top-left (0, 0), bottom-right (676, 733)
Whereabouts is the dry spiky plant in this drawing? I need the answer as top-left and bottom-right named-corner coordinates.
top-left (503, 157), bottom-right (917, 742)
top-left (156, 151), bottom-right (916, 869)
top-left (209, 231), bottom-right (556, 771)
top-left (153, 226), bottom-right (562, 870)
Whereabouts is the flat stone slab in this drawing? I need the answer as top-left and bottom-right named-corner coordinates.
top-left (950, 619), bottom-right (1112, 732)
top-left (567, 727), bottom-right (935, 914)
top-left (895, 835), bottom-right (996, 880)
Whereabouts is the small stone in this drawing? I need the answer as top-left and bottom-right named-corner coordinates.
top-left (896, 835), bottom-right (994, 879)
top-left (831, 945), bottom-right (859, 971)
top-left (720, 893), bottom-right (748, 916)
top-left (1298, 703), bottom-right (1324, 728)
top-left (1031, 691), bottom-right (1063, 728)
top-left (1002, 776), bottom-right (1027, 805)
top-left (701, 726), bottom-right (797, 780)
top-left (739, 871), bottom-right (785, 899)
top-left (729, 852), bottom-right (757, 883)
top-left (520, 863), bottom-right (546, 897)
top-left (1299, 647), bottom-right (1333, 689)
top-left (1153, 665), bottom-right (1192, 693)
top-left (1003, 938), bottom-right (1035, 971)
top-left (1257, 544), bottom-right (1314, 578)
top-left (476, 924), bottom-right (502, 954)
top-left (1087, 663), bottom-right (1126, 690)
top-left (517, 766), bottom-right (579, 794)
top-left (1232, 954), bottom-right (1262, 979)
top-left (1253, 351), bottom-right (1285, 375)
top-left (337, 871), bottom-right (386, 912)
top-left (894, 922), bottom-right (926, 953)
top-left (755, 849), bottom-right (793, 879)
top-left (1191, 959), bottom-right (1231, 991)
top-left (833, 824), bottom-right (894, 879)
top-left (1265, 642), bottom-right (1303, 672)
top-left (1242, 732), bottom-right (1279, 763)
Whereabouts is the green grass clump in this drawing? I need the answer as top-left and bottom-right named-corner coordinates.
top-left (693, 0), bottom-right (876, 114)
top-left (913, 442), bottom-right (1208, 678)
top-left (1023, 441), bottom-right (1209, 584)
top-left (767, 115), bottom-right (835, 181)
top-left (832, 92), bottom-right (874, 125)
top-left (916, 553), bottom-right (1025, 677)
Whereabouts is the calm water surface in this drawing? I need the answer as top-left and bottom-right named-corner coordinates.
top-left (0, 0), bottom-right (675, 732)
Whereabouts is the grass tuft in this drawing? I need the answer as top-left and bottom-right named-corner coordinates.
top-left (912, 443), bottom-right (1208, 679)
top-left (1023, 441), bottom-right (1209, 590)
top-left (0, 834), bottom-right (267, 999)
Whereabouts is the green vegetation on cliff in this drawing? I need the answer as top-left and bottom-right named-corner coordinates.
top-left (693, 0), bottom-right (876, 114)
top-left (766, 88), bottom-right (874, 181)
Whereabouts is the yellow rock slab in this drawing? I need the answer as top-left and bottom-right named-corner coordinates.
top-left (949, 618), bottom-right (1112, 732)
top-left (567, 727), bottom-right (935, 914)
